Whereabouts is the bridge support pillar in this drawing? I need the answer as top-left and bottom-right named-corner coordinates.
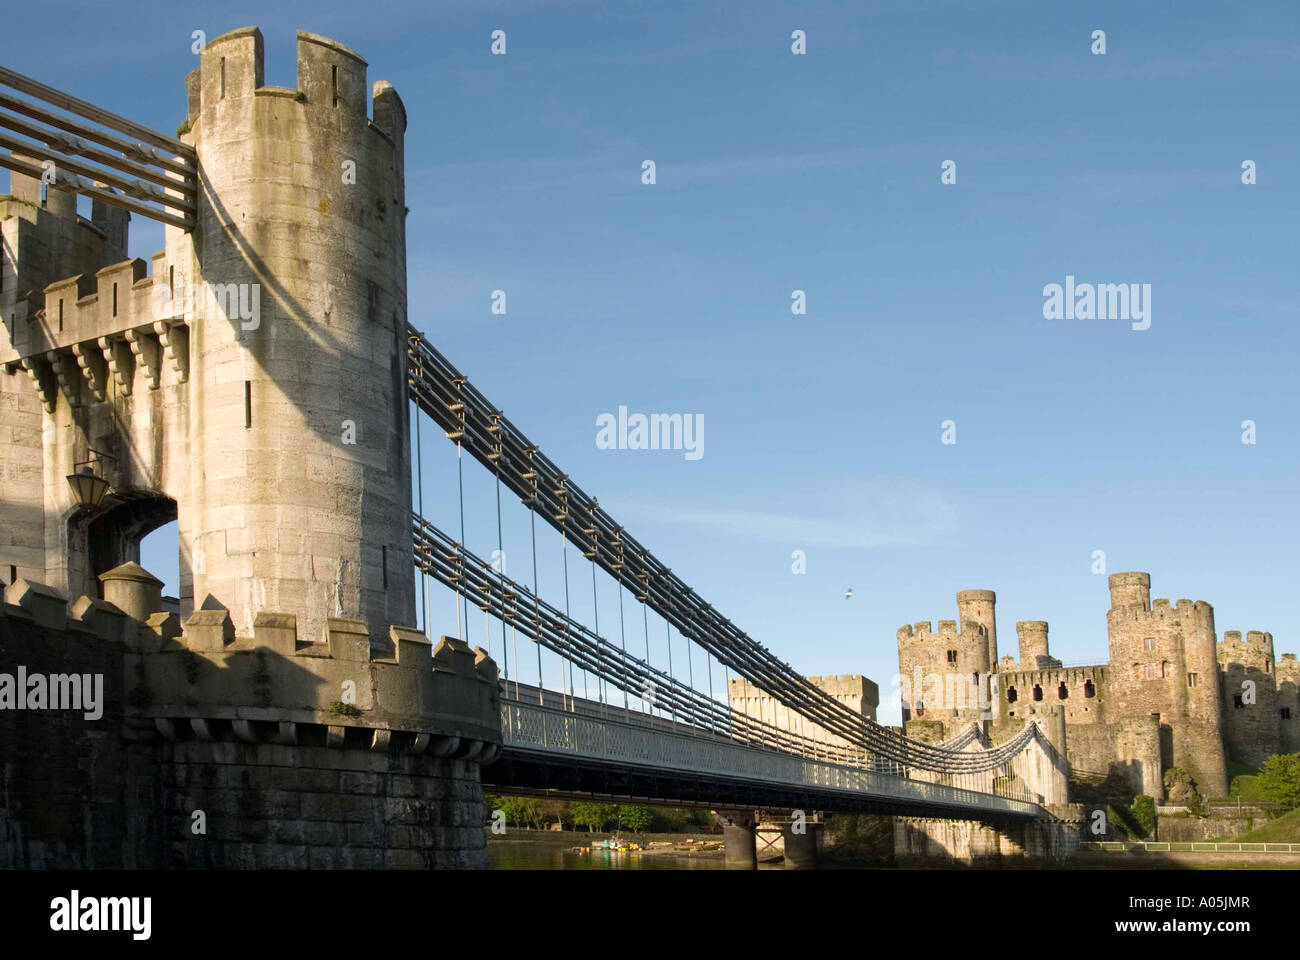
top-left (780, 821), bottom-right (822, 869)
top-left (717, 811), bottom-right (758, 870)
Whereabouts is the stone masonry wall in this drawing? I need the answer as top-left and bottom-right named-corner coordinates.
top-left (133, 739), bottom-right (487, 869)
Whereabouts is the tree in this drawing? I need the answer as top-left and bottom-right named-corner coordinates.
top-left (570, 802), bottom-right (618, 832)
top-left (616, 805), bottom-right (653, 833)
top-left (1256, 753), bottom-right (1300, 811)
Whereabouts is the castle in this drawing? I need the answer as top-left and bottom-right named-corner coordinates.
top-left (896, 573), bottom-right (1300, 801)
top-left (0, 28), bottom-right (501, 868)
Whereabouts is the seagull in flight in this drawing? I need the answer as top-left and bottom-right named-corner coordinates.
top-left (844, 588), bottom-right (853, 600)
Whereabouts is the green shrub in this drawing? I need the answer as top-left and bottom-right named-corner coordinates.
top-left (1129, 795), bottom-right (1157, 838)
top-left (1256, 753), bottom-right (1300, 811)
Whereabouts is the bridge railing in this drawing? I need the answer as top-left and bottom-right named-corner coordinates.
top-left (501, 699), bottom-right (1043, 818)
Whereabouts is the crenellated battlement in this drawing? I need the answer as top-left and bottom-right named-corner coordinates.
top-left (183, 28), bottom-right (406, 156)
top-left (1217, 629), bottom-right (1278, 670)
top-left (898, 619), bottom-right (986, 643)
top-left (1, 577), bottom-right (502, 759)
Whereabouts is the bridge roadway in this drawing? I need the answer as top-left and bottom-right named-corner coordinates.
top-left (483, 690), bottom-right (1046, 822)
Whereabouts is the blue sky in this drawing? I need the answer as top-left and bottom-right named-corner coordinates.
top-left (7, 1), bottom-right (1298, 723)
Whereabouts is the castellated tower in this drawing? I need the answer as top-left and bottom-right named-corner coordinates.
top-left (897, 590), bottom-right (996, 737)
top-left (1217, 630), bottom-right (1281, 768)
top-left (1105, 572), bottom-right (1228, 798)
top-left (174, 28), bottom-right (414, 641)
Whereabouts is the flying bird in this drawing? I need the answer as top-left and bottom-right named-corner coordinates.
top-left (844, 588), bottom-right (853, 600)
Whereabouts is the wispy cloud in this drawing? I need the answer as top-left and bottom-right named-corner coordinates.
top-left (636, 483), bottom-right (959, 550)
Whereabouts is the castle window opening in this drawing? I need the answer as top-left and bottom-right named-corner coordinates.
top-left (1057, 682), bottom-right (1068, 700)
top-left (332, 65), bottom-right (339, 107)
top-left (220, 57), bottom-right (226, 98)
top-left (1007, 686), bottom-right (1018, 703)
top-left (1283, 708), bottom-right (1293, 720)
top-left (1162, 661), bottom-right (1169, 679)
top-left (1084, 679), bottom-right (1095, 698)
top-left (112, 283), bottom-right (118, 317)
top-left (1144, 663), bottom-right (1158, 680)
top-left (946, 649), bottom-right (957, 664)
top-left (1233, 695), bottom-right (1244, 709)
top-left (1032, 684), bottom-right (1042, 702)
top-left (1187, 672), bottom-right (1198, 688)
top-left (1143, 637), bottom-right (1156, 651)
top-left (58, 298), bottom-right (63, 332)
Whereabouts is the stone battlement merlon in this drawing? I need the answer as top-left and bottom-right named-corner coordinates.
top-left (1, 578), bottom-right (501, 751)
top-left (1, 252), bottom-right (188, 366)
top-left (185, 28), bottom-right (403, 146)
top-left (897, 620), bottom-right (986, 642)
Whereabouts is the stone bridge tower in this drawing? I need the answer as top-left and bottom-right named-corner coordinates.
top-left (1, 28), bottom-right (501, 870)
top-left (1, 27), bottom-right (414, 643)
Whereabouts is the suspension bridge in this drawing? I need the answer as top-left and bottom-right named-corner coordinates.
top-left (403, 330), bottom-right (1066, 824)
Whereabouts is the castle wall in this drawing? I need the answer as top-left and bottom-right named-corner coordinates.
top-left (728, 673), bottom-right (878, 751)
top-left (0, 574), bottom-right (499, 869)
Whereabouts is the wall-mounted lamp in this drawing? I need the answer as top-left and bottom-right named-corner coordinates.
top-left (66, 448), bottom-right (118, 509)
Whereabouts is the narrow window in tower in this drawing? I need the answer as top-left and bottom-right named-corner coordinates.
top-left (112, 283), bottom-right (118, 317)
top-left (244, 380), bottom-right (251, 428)
top-left (169, 265), bottom-right (174, 297)
top-left (58, 298), bottom-right (63, 332)
top-left (1233, 695), bottom-right (1244, 709)
top-left (1058, 682), bottom-right (1068, 700)
top-left (1283, 708), bottom-right (1293, 720)
top-left (1007, 686), bottom-right (1018, 703)
top-left (1084, 679), bottom-right (1096, 698)
top-left (382, 545), bottom-right (388, 590)
top-left (332, 65), bottom-right (339, 108)
top-left (220, 57), bottom-right (226, 99)
top-left (1032, 684), bottom-right (1042, 702)
top-left (946, 649), bottom-right (957, 663)
top-left (1143, 637), bottom-right (1156, 651)
top-left (1162, 661), bottom-right (1169, 679)
top-left (8, 565), bottom-right (16, 586)
top-left (1187, 672), bottom-right (1198, 688)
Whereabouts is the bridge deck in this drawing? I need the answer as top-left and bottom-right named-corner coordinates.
top-left (488, 700), bottom-right (1045, 821)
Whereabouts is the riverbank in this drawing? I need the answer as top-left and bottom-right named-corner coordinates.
top-left (487, 828), bottom-right (730, 870)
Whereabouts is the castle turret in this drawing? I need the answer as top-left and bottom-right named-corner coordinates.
top-left (957, 589), bottom-right (997, 668)
top-left (1108, 572), bottom-right (1151, 612)
top-left (178, 28), bottom-right (414, 641)
top-left (1015, 620), bottom-right (1055, 670)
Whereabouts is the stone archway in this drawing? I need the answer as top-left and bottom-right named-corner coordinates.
top-left (70, 494), bottom-right (177, 600)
